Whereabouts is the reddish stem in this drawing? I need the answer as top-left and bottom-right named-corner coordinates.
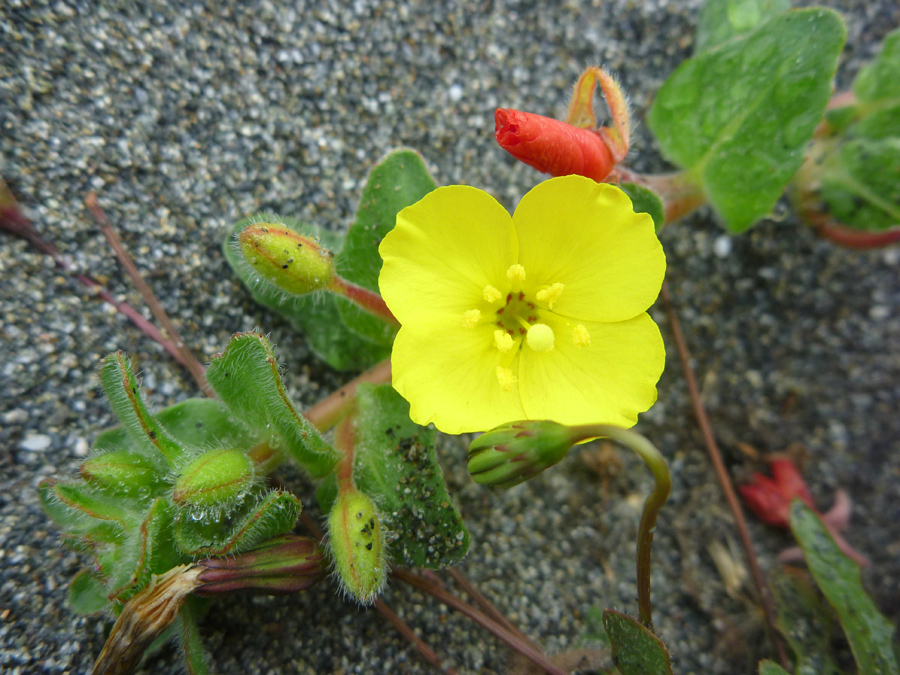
top-left (391, 568), bottom-right (567, 675)
top-left (304, 358), bottom-right (392, 431)
top-left (328, 275), bottom-right (399, 327)
top-left (613, 167), bottom-right (707, 224)
top-left (661, 282), bottom-right (789, 668)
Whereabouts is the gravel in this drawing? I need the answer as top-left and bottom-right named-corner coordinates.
top-left (2, 1), bottom-right (899, 674)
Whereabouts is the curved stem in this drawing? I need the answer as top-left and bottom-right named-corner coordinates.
top-left (327, 274), bottom-right (399, 327)
top-left (576, 424), bottom-right (670, 630)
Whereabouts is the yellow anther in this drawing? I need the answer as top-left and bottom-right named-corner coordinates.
top-left (496, 366), bottom-right (517, 392)
top-left (483, 285), bottom-right (502, 304)
top-left (526, 323), bottom-right (555, 352)
top-left (493, 329), bottom-right (514, 353)
top-left (536, 282), bottom-right (565, 309)
top-left (461, 309), bottom-right (481, 329)
top-left (573, 324), bottom-right (591, 348)
top-left (506, 264), bottom-right (526, 283)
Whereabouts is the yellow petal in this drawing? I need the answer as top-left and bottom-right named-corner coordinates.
top-left (379, 186), bottom-right (518, 326)
top-left (517, 312), bottom-right (664, 427)
top-left (512, 175), bottom-right (665, 323)
top-left (390, 317), bottom-right (526, 434)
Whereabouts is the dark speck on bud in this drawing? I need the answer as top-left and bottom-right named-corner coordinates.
top-left (467, 420), bottom-right (585, 489)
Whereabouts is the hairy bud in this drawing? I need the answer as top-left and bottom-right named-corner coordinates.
top-left (327, 488), bottom-right (387, 604)
top-left (468, 420), bottom-right (583, 489)
top-left (172, 448), bottom-right (255, 508)
top-left (238, 223), bottom-right (335, 296)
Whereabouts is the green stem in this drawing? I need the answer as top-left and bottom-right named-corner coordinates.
top-left (327, 274), bottom-right (399, 327)
top-left (613, 167), bottom-right (707, 225)
top-left (576, 424), bottom-right (671, 631)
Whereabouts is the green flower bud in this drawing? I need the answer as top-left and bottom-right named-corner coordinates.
top-left (467, 420), bottom-right (583, 489)
top-left (195, 534), bottom-right (327, 596)
top-left (172, 448), bottom-right (255, 508)
top-left (327, 488), bottom-right (386, 604)
top-left (238, 223), bottom-right (335, 296)
top-left (80, 451), bottom-right (163, 495)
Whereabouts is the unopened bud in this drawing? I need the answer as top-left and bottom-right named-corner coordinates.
top-left (195, 534), bottom-right (326, 596)
top-left (238, 223), bottom-right (335, 296)
top-left (80, 451), bottom-right (163, 495)
top-left (327, 488), bottom-right (386, 604)
top-left (468, 420), bottom-right (582, 489)
top-left (172, 448), bottom-right (255, 508)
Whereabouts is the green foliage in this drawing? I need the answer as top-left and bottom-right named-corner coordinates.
top-left (334, 149), bottom-right (437, 347)
top-left (815, 28), bottom-right (900, 232)
top-left (695, 0), bottom-right (790, 53)
top-left (174, 490), bottom-right (303, 557)
top-left (620, 182), bottom-right (665, 232)
top-left (602, 609), bottom-right (673, 675)
top-left (648, 8), bottom-right (846, 232)
top-left (790, 500), bottom-right (900, 675)
top-left (758, 662), bottom-right (791, 675)
top-left (68, 568), bottom-right (109, 615)
top-left (348, 383), bottom-right (469, 568)
top-left (772, 567), bottom-right (839, 675)
top-left (206, 332), bottom-right (340, 478)
top-left (179, 597), bottom-right (210, 675)
top-left (223, 215), bottom-right (388, 371)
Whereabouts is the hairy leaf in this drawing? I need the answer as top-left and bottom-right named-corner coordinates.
top-left (620, 182), bottom-right (665, 232)
top-left (346, 383), bottom-right (469, 568)
top-left (69, 568), bottom-right (109, 615)
top-left (602, 609), bottom-right (673, 675)
top-left (174, 490), bottom-right (302, 557)
top-left (790, 500), bottom-right (899, 675)
top-left (695, 0), bottom-right (790, 53)
top-left (649, 9), bottom-right (846, 232)
top-left (206, 332), bottom-right (339, 478)
top-left (335, 149), bottom-right (437, 347)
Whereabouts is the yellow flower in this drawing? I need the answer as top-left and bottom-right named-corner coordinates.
top-left (378, 175), bottom-right (666, 434)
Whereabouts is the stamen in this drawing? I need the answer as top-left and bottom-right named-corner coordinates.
top-left (573, 324), bottom-right (591, 347)
top-left (461, 309), bottom-right (481, 329)
top-left (496, 366), bottom-right (517, 392)
top-left (483, 285), bottom-right (502, 303)
top-left (506, 264), bottom-right (526, 285)
top-left (536, 283), bottom-right (565, 309)
top-left (526, 323), bottom-right (555, 352)
top-left (493, 329), bottom-right (514, 353)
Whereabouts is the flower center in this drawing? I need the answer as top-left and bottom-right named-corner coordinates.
top-left (460, 265), bottom-right (591, 392)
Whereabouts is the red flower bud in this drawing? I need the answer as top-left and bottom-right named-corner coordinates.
top-left (739, 459), bottom-right (814, 528)
top-left (495, 109), bottom-right (616, 182)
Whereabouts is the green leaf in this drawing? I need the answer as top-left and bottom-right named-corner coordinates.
top-left (772, 567), bottom-right (839, 675)
top-left (69, 568), bottom-right (109, 615)
top-left (854, 28), bottom-right (900, 104)
top-left (108, 498), bottom-right (182, 604)
top-left (350, 383), bottom-right (469, 568)
top-left (758, 661), bottom-right (791, 675)
top-left (602, 609), bottom-right (674, 675)
top-left (695, 0), bottom-right (790, 54)
top-left (790, 500), bottom-right (900, 675)
top-left (223, 215), bottom-right (388, 371)
top-left (179, 597), bottom-right (210, 675)
top-left (620, 183), bottom-right (666, 232)
top-left (50, 480), bottom-right (141, 529)
top-left (820, 138), bottom-right (900, 232)
top-left (206, 332), bottom-right (340, 478)
top-left (334, 149), bottom-right (437, 347)
top-left (174, 490), bottom-right (302, 557)
top-left (99, 352), bottom-right (186, 465)
top-left (648, 9), bottom-right (846, 232)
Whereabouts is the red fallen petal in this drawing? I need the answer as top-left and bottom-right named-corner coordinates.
top-left (739, 480), bottom-right (791, 528)
top-left (494, 108), bottom-right (615, 182)
top-left (769, 458), bottom-right (814, 507)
